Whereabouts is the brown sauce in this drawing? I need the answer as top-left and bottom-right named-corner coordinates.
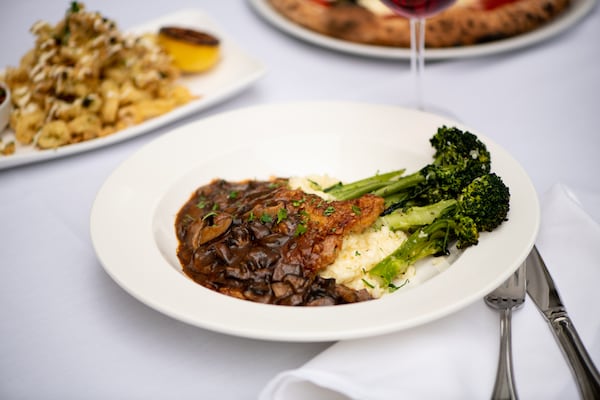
top-left (175, 178), bottom-right (385, 306)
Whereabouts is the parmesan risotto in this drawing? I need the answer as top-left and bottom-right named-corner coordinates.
top-left (289, 175), bottom-right (415, 298)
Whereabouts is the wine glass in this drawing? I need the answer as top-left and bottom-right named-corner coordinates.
top-left (380, 0), bottom-right (457, 111)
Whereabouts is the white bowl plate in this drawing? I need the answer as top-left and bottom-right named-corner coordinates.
top-left (249, 0), bottom-right (597, 60)
top-left (0, 9), bottom-right (265, 169)
top-left (90, 102), bottom-right (540, 342)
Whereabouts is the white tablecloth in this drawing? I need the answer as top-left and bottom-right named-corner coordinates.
top-left (1, 1), bottom-right (598, 399)
top-left (259, 183), bottom-right (600, 399)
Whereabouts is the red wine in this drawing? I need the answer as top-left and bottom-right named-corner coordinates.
top-left (381, 0), bottom-right (456, 18)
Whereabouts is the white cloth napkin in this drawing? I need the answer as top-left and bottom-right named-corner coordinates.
top-left (260, 183), bottom-right (600, 400)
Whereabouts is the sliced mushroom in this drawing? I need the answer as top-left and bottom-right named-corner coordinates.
top-left (271, 282), bottom-right (294, 298)
top-left (191, 213), bottom-right (233, 247)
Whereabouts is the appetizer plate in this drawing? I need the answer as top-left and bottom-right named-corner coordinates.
top-left (90, 102), bottom-right (540, 342)
top-left (249, 0), bottom-right (597, 60)
top-left (0, 9), bottom-right (266, 170)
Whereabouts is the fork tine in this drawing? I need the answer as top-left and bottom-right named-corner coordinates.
top-left (485, 263), bottom-right (527, 309)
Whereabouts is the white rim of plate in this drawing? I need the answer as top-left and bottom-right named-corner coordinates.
top-left (90, 101), bottom-right (540, 342)
top-left (248, 0), bottom-right (597, 60)
top-left (0, 9), bottom-right (266, 170)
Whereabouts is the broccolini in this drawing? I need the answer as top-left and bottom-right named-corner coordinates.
top-left (369, 173), bottom-right (510, 287)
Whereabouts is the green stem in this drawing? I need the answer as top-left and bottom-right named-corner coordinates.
top-left (326, 169), bottom-right (405, 200)
top-left (372, 171), bottom-right (425, 198)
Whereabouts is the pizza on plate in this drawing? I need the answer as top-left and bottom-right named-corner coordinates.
top-left (267, 0), bottom-right (572, 48)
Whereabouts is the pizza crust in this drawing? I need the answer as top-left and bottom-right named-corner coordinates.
top-left (267, 0), bottom-right (572, 48)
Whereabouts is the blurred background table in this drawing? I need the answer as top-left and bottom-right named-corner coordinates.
top-left (1, 1), bottom-right (598, 398)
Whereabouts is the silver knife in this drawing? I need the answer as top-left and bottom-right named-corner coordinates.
top-left (526, 245), bottom-right (600, 399)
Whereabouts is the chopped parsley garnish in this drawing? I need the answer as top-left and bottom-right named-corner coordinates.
top-left (228, 191), bottom-right (238, 200)
top-left (351, 205), bottom-right (362, 215)
top-left (260, 213), bottom-right (273, 224)
top-left (361, 279), bottom-right (375, 289)
top-left (182, 214), bottom-right (195, 224)
top-left (388, 280), bottom-right (409, 292)
top-left (323, 206), bottom-right (335, 216)
top-left (196, 197), bottom-right (207, 209)
top-left (276, 208), bottom-right (288, 224)
top-left (292, 198), bottom-right (306, 207)
top-left (294, 223), bottom-right (307, 236)
top-left (202, 211), bottom-right (218, 221)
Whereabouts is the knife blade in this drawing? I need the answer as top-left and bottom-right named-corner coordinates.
top-left (526, 245), bottom-right (600, 399)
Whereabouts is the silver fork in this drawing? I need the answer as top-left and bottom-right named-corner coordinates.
top-left (484, 263), bottom-right (527, 400)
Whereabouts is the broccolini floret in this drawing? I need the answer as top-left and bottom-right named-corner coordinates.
top-left (380, 173), bottom-right (510, 233)
top-left (320, 126), bottom-right (508, 290)
top-left (373, 126), bottom-right (492, 210)
top-left (457, 172), bottom-right (510, 232)
top-left (369, 173), bottom-right (510, 288)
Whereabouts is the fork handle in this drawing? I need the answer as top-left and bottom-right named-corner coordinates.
top-left (491, 308), bottom-right (518, 400)
top-left (548, 315), bottom-right (600, 399)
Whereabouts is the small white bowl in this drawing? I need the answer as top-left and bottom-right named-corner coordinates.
top-left (0, 82), bottom-right (11, 132)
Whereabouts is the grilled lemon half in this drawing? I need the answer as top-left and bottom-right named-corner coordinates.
top-left (158, 27), bottom-right (220, 73)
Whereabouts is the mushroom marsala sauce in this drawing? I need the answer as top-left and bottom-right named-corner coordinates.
top-left (175, 178), bottom-right (385, 306)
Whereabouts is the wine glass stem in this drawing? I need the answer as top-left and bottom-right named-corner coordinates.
top-left (410, 18), bottom-right (426, 110)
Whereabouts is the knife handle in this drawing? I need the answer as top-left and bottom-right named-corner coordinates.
top-left (549, 315), bottom-right (600, 399)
